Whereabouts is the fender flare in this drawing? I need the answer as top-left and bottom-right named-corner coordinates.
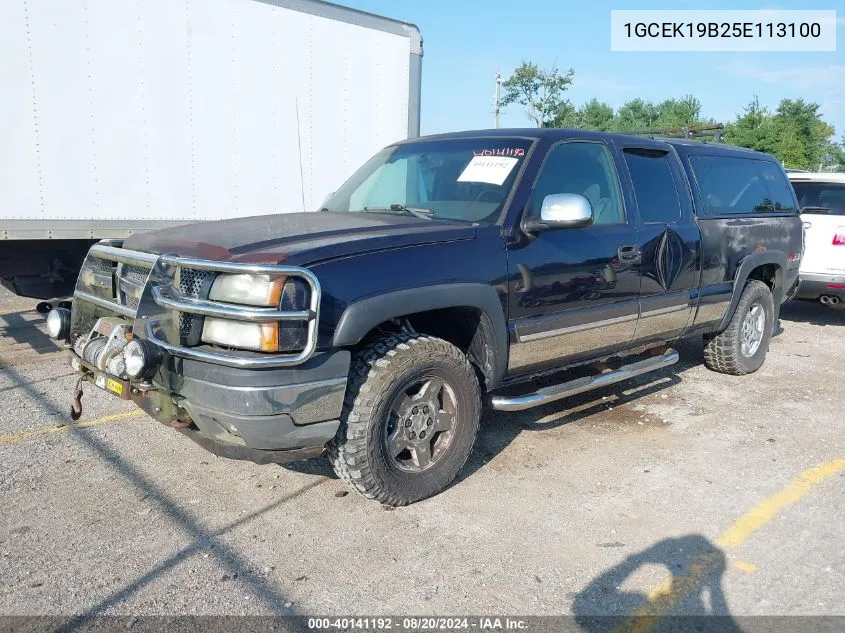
top-left (718, 251), bottom-right (787, 331)
top-left (332, 283), bottom-right (508, 386)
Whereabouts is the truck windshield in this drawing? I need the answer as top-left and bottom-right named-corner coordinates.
top-left (321, 138), bottom-right (534, 224)
top-left (791, 181), bottom-right (845, 216)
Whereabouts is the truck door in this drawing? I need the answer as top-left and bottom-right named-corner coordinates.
top-left (617, 145), bottom-right (700, 348)
top-left (506, 139), bottom-right (642, 377)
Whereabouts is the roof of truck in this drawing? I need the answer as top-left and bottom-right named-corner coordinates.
top-left (406, 128), bottom-right (778, 162)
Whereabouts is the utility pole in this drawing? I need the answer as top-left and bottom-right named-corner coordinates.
top-left (493, 73), bottom-right (502, 129)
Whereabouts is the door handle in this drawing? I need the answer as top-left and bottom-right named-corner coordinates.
top-left (618, 245), bottom-right (642, 264)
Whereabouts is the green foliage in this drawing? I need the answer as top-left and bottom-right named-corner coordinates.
top-left (546, 94), bottom-right (707, 133)
top-left (500, 62), bottom-right (575, 128)
top-left (502, 60), bottom-right (844, 170)
top-left (725, 97), bottom-right (838, 169)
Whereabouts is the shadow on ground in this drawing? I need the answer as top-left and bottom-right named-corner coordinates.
top-left (0, 310), bottom-right (62, 362)
top-left (1, 361), bottom-right (308, 622)
top-left (780, 300), bottom-right (845, 327)
top-left (573, 534), bottom-right (742, 633)
top-left (455, 337), bottom-right (703, 485)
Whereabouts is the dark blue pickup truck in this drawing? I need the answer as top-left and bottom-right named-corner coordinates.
top-left (51, 129), bottom-right (803, 505)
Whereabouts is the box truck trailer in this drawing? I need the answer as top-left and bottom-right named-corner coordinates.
top-left (0, 0), bottom-right (422, 301)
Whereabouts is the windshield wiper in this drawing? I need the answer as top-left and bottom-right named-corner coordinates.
top-left (362, 204), bottom-right (435, 220)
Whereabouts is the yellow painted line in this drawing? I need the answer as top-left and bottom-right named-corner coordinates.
top-left (734, 561), bottom-right (758, 574)
top-left (613, 458), bottom-right (845, 633)
top-left (716, 459), bottom-right (845, 549)
top-left (0, 411), bottom-right (140, 446)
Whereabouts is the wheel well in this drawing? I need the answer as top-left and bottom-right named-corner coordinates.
top-left (746, 263), bottom-right (780, 291)
top-left (353, 307), bottom-right (498, 392)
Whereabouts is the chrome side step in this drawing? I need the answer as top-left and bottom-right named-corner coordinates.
top-left (490, 349), bottom-right (679, 412)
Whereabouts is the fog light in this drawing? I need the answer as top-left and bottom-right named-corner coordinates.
top-left (123, 339), bottom-right (159, 379)
top-left (46, 308), bottom-right (71, 340)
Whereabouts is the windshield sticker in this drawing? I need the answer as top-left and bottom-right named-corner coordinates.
top-left (473, 148), bottom-right (525, 157)
top-left (457, 156), bottom-right (519, 186)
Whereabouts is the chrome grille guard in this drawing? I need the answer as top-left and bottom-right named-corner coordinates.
top-left (73, 241), bottom-right (321, 368)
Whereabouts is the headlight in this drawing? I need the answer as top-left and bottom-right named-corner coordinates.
top-left (209, 273), bottom-right (285, 306)
top-left (201, 319), bottom-right (279, 352)
top-left (202, 275), bottom-right (310, 353)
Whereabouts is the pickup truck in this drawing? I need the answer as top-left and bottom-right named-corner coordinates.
top-left (49, 129), bottom-right (803, 506)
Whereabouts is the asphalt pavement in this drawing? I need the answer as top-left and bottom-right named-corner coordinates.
top-left (1, 287), bottom-right (843, 623)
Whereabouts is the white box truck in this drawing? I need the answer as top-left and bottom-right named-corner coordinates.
top-left (0, 0), bottom-right (422, 301)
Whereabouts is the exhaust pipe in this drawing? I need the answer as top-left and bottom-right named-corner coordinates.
top-left (820, 295), bottom-right (830, 304)
top-left (829, 296), bottom-right (840, 305)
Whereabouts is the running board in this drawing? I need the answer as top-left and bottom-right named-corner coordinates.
top-left (489, 349), bottom-right (679, 412)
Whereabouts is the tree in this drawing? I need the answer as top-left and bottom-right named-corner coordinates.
top-left (653, 95), bottom-right (703, 129)
top-left (835, 138), bottom-right (845, 171)
top-left (725, 96), bottom-right (774, 154)
top-left (500, 62), bottom-right (575, 127)
top-left (578, 99), bottom-right (615, 131)
top-left (726, 96), bottom-right (837, 169)
top-left (612, 98), bottom-right (660, 131)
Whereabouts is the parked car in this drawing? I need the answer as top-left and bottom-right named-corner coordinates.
top-left (788, 172), bottom-right (845, 306)
top-left (49, 129), bottom-right (803, 505)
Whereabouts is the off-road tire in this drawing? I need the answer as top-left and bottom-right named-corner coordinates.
top-left (328, 333), bottom-right (481, 506)
top-left (703, 280), bottom-right (774, 375)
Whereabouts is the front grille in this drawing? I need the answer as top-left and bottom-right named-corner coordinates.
top-left (121, 264), bottom-right (149, 285)
top-left (179, 268), bottom-right (214, 298)
top-left (87, 284), bottom-right (113, 300)
top-left (117, 264), bottom-right (151, 310)
top-left (177, 268), bottom-right (215, 339)
top-left (89, 257), bottom-right (116, 274)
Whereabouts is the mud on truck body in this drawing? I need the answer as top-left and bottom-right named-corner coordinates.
top-left (49, 129), bottom-right (803, 505)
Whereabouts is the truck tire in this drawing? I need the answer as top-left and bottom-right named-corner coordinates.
top-left (703, 280), bottom-right (774, 376)
top-left (328, 333), bottom-right (481, 506)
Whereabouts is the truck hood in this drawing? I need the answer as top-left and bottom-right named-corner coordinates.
top-left (123, 212), bottom-right (477, 265)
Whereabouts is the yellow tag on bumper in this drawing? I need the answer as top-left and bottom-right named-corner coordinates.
top-left (106, 378), bottom-right (124, 396)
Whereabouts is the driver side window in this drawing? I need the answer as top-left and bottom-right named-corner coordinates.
top-left (530, 142), bottom-right (625, 225)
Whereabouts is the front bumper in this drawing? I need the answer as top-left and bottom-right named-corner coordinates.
top-left (71, 347), bottom-right (350, 460)
top-left (67, 240), bottom-right (348, 464)
top-left (794, 272), bottom-right (845, 300)
top-left (163, 349), bottom-right (349, 451)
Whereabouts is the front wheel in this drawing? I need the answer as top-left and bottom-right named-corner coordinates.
top-left (328, 333), bottom-right (481, 506)
top-left (703, 280), bottom-right (774, 375)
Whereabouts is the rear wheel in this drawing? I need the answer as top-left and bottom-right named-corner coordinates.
top-left (328, 333), bottom-right (481, 506)
top-left (703, 280), bottom-right (774, 375)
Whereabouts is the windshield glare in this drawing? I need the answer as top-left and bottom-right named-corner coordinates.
top-left (322, 138), bottom-right (533, 224)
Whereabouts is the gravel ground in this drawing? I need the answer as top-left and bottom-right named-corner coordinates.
top-left (1, 286), bottom-right (843, 621)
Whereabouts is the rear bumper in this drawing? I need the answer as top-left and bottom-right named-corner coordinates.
top-left (794, 273), bottom-right (845, 300)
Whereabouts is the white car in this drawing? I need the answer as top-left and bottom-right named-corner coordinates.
top-left (788, 172), bottom-right (845, 306)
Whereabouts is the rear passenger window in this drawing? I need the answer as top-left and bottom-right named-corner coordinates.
top-left (623, 149), bottom-right (683, 224)
top-left (689, 156), bottom-right (795, 216)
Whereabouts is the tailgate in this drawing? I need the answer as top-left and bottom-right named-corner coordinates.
top-left (800, 215), bottom-right (845, 275)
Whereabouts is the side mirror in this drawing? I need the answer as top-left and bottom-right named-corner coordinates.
top-left (524, 193), bottom-right (594, 233)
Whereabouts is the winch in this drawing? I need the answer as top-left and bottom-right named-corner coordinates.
top-left (74, 317), bottom-right (133, 378)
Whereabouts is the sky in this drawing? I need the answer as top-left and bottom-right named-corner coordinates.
top-left (340, 0), bottom-right (844, 138)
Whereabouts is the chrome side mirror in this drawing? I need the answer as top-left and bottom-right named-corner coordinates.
top-left (525, 193), bottom-right (594, 232)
